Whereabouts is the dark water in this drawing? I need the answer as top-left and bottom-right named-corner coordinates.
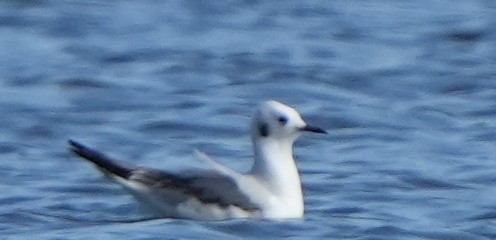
top-left (1, 0), bottom-right (496, 239)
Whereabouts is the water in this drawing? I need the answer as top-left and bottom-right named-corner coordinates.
top-left (1, 0), bottom-right (496, 239)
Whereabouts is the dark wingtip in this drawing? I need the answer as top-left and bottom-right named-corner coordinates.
top-left (68, 139), bottom-right (97, 161)
top-left (68, 139), bottom-right (86, 155)
top-left (67, 139), bottom-right (132, 179)
top-left (68, 139), bottom-right (79, 148)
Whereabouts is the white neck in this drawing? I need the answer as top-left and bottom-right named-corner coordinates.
top-left (249, 137), bottom-right (303, 214)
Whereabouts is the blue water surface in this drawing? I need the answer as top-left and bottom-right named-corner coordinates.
top-left (1, 1), bottom-right (496, 239)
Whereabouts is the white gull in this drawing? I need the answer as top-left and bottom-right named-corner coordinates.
top-left (69, 100), bottom-right (326, 220)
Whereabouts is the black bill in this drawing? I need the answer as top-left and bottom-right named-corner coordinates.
top-left (300, 125), bottom-right (327, 134)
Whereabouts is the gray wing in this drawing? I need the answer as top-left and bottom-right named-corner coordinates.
top-left (69, 140), bottom-right (260, 212)
top-left (130, 169), bottom-right (260, 211)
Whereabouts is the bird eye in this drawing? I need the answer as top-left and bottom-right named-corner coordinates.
top-left (277, 116), bottom-right (288, 125)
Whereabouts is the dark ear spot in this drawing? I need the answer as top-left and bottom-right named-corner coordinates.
top-left (258, 123), bottom-right (269, 137)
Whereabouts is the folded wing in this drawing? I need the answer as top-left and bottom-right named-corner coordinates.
top-left (68, 140), bottom-right (261, 216)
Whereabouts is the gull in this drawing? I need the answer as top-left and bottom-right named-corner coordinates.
top-left (69, 100), bottom-right (326, 220)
